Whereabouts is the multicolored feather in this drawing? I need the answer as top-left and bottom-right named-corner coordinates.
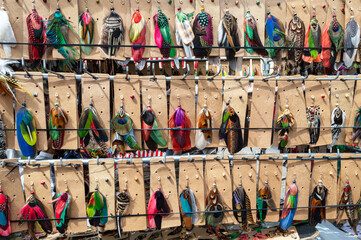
top-left (26, 8), bottom-right (46, 67)
top-left (276, 108), bottom-right (295, 151)
top-left (147, 189), bottom-right (170, 230)
top-left (233, 186), bottom-right (254, 232)
top-left (141, 106), bottom-right (166, 151)
top-left (321, 23), bottom-right (332, 69)
top-left (87, 190), bottom-right (108, 227)
top-left (280, 180), bottom-right (298, 230)
top-left (193, 8), bottom-right (213, 58)
top-left (265, 12), bottom-right (290, 58)
top-left (218, 12), bottom-right (240, 61)
top-left (336, 181), bottom-right (357, 235)
top-left (169, 105), bottom-right (191, 152)
top-left (19, 194), bottom-right (52, 234)
top-left (344, 18), bottom-right (360, 69)
top-left (309, 181), bottom-right (327, 226)
top-left (179, 188), bottom-right (198, 231)
top-left (0, 190), bottom-right (10, 237)
top-left (330, 106), bottom-right (345, 148)
top-left (46, 9), bottom-right (79, 62)
top-left (49, 104), bottom-right (68, 150)
top-left (16, 104), bottom-right (37, 158)
top-left (287, 14), bottom-right (305, 64)
top-left (51, 192), bottom-right (71, 234)
top-left (116, 191), bottom-right (130, 238)
top-left (154, 9), bottom-right (176, 58)
top-left (256, 182), bottom-right (276, 221)
top-left (175, 8), bottom-right (194, 59)
top-left (328, 15), bottom-right (344, 69)
top-left (100, 9), bottom-right (123, 58)
top-left (351, 107), bottom-right (361, 143)
top-left (0, 8), bottom-right (16, 58)
top-left (195, 108), bottom-right (212, 150)
top-left (130, 9), bottom-right (146, 63)
top-left (79, 8), bottom-right (94, 55)
top-left (244, 11), bottom-right (267, 56)
top-left (219, 104), bottom-right (243, 154)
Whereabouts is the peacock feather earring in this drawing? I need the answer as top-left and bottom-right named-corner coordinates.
top-left (0, 183), bottom-right (10, 237)
top-left (265, 11), bottom-right (289, 59)
top-left (130, 4), bottom-right (146, 63)
top-left (218, 7), bottom-right (240, 61)
top-left (256, 176), bottom-right (276, 222)
top-left (49, 95), bottom-right (68, 150)
top-left (309, 176), bottom-right (328, 226)
top-left (328, 9), bottom-right (343, 69)
top-left (116, 180), bottom-right (130, 238)
top-left (87, 181), bottom-right (108, 229)
top-left (79, 0), bottom-right (94, 55)
top-left (175, 6), bottom-right (194, 59)
top-left (195, 96), bottom-right (212, 150)
top-left (193, 6), bottom-right (213, 58)
top-left (154, 8), bottom-right (176, 58)
top-left (276, 103), bottom-right (295, 151)
top-left (280, 177), bottom-right (298, 230)
top-left (330, 99), bottom-right (345, 149)
top-left (50, 183), bottom-right (71, 234)
top-left (179, 176), bottom-right (198, 231)
top-left (0, 2), bottom-right (16, 58)
top-left (306, 100), bottom-right (321, 145)
top-left (336, 179), bottom-right (357, 234)
top-left (16, 102), bottom-right (37, 158)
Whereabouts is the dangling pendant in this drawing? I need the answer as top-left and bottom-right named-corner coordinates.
top-left (276, 108), bottom-right (295, 151)
top-left (330, 105), bottom-right (345, 148)
top-left (256, 181), bottom-right (276, 222)
top-left (306, 105), bottom-right (321, 145)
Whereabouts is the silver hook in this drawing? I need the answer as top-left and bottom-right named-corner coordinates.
top-left (208, 65), bottom-right (222, 81)
top-left (234, 67), bottom-right (250, 81)
top-left (124, 179), bottom-right (128, 192)
top-left (83, 60), bottom-right (98, 80)
top-left (147, 95), bottom-right (151, 107)
top-left (64, 180), bottom-right (69, 192)
top-left (263, 68), bottom-right (280, 81)
top-left (157, 177), bottom-right (161, 189)
top-left (177, 95), bottom-right (181, 106)
top-left (42, 59), bottom-right (65, 79)
top-left (239, 175), bottom-right (242, 187)
top-left (204, 95), bottom-right (207, 108)
top-left (185, 176), bottom-right (189, 188)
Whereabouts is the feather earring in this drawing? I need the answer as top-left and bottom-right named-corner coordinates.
top-left (330, 105), bottom-right (345, 148)
top-left (219, 103), bottom-right (243, 154)
top-left (328, 14), bottom-right (344, 69)
top-left (0, 7), bottom-right (16, 58)
top-left (287, 13), bottom-right (305, 67)
top-left (195, 100), bottom-right (212, 150)
top-left (179, 178), bottom-right (198, 231)
top-left (352, 107), bottom-right (361, 143)
top-left (256, 181), bottom-right (276, 222)
top-left (79, 7), bottom-right (94, 55)
top-left (49, 101), bottom-right (68, 150)
top-left (280, 180), bottom-right (298, 230)
top-left (193, 8), bottom-right (213, 58)
top-left (321, 23), bottom-right (332, 69)
top-left (154, 8), bottom-right (176, 58)
top-left (130, 8), bottom-right (146, 63)
top-left (26, 6), bottom-right (46, 67)
top-left (309, 179), bottom-right (328, 226)
top-left (116, 187), bottom-right (130, 238)
top-left (306, 105), bottom-right (321, 145)
top-left (218, 11), bottom-right (240, 61)
top-left (169, 104), bottom-right (191, 152)
top-left (232, 177), bottom-right (254, 232)
top-left (343, 17), bottom-right (360, 69)
top-left (112, 106), bottom-right (142, 154)
top-left (244, 11), bottom-right (267, 56)
top-left (276, 108), bottom-right (295, 151)
top-left (87, 185), bottom-right (108, 228)
top-left (0, 187), bottom-right (11, 237)
top-left (265, 12), bottom-right (290, 59)
top-left (141, 105), bottom-right (167, 151)
top-left (303, 16), bottom-right (322, 64)
top-left (175, 7), bottom-right (194, 59)
top-left (16, 103), bottom-right (37, 158)
top-left (147, 182), bottom-right (170, 230)
top-left (19, 191), bottom-right (52, 235)
top-left (100, 7), bottom-right (123, 58)
top-left (46, 8), bottom-right (79, 62)
top-left (336, 181), bottom-right (357, 234)
top-left (78, 101), bottom-right (109, 151)
top-left (0, 114), bottom-right (6, 160)
top-left (50, 188), bottom-right (71, 234)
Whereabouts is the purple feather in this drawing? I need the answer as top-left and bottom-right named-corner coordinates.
top-left (174, 108), bottom-right (184, 126)
top-left (233, 193), bottom-right (241, 205)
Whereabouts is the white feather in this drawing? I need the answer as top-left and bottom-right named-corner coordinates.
top-left (175, 18), bottom-right (182, 46)
top-left (218, 19), bottom-right (226, 46)
top-left (344, 20), bottom-right (360, 69)
top-left (188, 189), bottom-right (199, 225)
top-left (0, 9), bottom-right (16, 58)
top-left (195, 130), bottom-right (208, 150)
top-left (0, 59), bottom-right (18, 77)
top-left (329, 107), bottom-right (346, 149)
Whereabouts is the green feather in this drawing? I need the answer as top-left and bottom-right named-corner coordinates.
top-left (245, 23), bottom-right (254, 40)
top-left (78, 109), bottom-right (93, 138)
top-left (256, 197), bottom-right (264, 221)
top-left (176, 12), bottom-right (187, 23)
top-left (49, 113), bottom-right (59, 141)
top-left (86, 194), bottom-right (96, 217)
top-left (308, 29), bottom-right (318, 60)
top-left (157, 12), bottom-right (171, 44)
top-left (170, 39), bottom-right (176, 58)
top-left (245, 34), bottom-right (254, 54)
top-left (222, 110), bottom-right (230, 123)
top-left (124, 134), bottom-right (142, 150)
top-left (94, 191), bottom-right (104, 210)
top-left (150, 119), bottom-right (167, 147)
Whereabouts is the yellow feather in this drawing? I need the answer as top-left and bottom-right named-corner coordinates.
top-left (129, 17), bottom-right (145, 43)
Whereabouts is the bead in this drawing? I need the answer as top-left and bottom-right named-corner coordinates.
top-left (321, 94), bottom-right (325, 98)
top-left (345, 93), bottom-right (350, 98)
top-left (178, 104), bottom-right (181, 107)
top-left (190, 0), bottom-right (193, 2)
top-left (134, 177), bottom-right (138, 181)
top-left (40, 181), bottom-right (45, 185)
top-left (341, 7), bottom-right (344, 12)
top-left (277, 2), bottom-right (280, 6)
top-left (256, 1), bottom-right (260, 5)
top-left (249, 173), bottom-right (252, 178)
top-left (105, 178), bottom-right (109, 182)
top-left (222, 172), bottom-right (226, 177)
top-left (311, 110), bottom-right (315, 114)
top-left (235, 0), bottom-right (239, 5)
top-left (30, 191), bottom-right (34, 194)
top-left (33, 93), bottom-right (38, 97)
top-left (130, 94), bottom-right (135, 99)
top-left (167, 175), bottom-right (171, 179)
top-left (0, 190), bottom-right (3, 193)
top-left (322, 5), bottom-right (326, 8)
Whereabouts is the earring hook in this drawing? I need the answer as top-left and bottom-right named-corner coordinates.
top-left (157, 177), bottom-right (161, 189)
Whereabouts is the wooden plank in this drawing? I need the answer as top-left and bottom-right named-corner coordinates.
top-left (248, 78), bottom-right (276, 148)
top-left (54, 160), bottom-right (88, 233)
top-left (178, 157), bottom-right (205, 226)
top-left (48, 74), bottom-right (78, 150)
top-left (88, 159), bottom-right (116, 230)
top-left (286, 160), bottom-right (311, 220)
top-left (0, 159), bottom-right (27, 233)
top-left (305, 78), bottom-right (332, 146)
top-left (149, 158), bottom-right (181, 229)
top-left (113, 75), bottom-right (141, 151)
top-left (0, 85), bottom-right (15, 149)
top-left (140, 76), bottom-right (168, 149)
top-left (204, 157), bottom-right (234, 224)
top-left (81, 74), bottom-right (111, 149)
top-left (118, 159), bottom-right (147, 232)
top-left (197, 77), bottom-right (222, 147)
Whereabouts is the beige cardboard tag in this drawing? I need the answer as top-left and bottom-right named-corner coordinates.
top-left (48, 74), bottom-right (78, 150)
top-left (118, 159), bottom-right (147, 232)
top-left (54, 160), bottom-right (88, 233)
top-left (149, 158), bottom-right (181, 229)
top-left (178, 157), bottom-right (205, 226)
top-left (345, 80), bottom-right (359, 144)
top-left (0, 87), bottom-right (15, 149)
top-left (204, 157), bottom-right (234, 224)
top-left (249, 78), bottom-right (276, 148)
top-left (0, 159), bottom-right (27, 233)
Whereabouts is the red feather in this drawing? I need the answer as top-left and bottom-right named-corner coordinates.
top-left (26, 9), bottom-right (46, 67)
top-left (90, 121), bottom-right (99, 137)
top-left (322, 23), bottom-right (332, 69)
top-left (0, 193), bottom-right (11, 237)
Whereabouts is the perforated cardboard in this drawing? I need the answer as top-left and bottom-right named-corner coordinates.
top-left (345, 80), bottom-right (360, 144)
top-left (0, 87), bottom-right (15, 149)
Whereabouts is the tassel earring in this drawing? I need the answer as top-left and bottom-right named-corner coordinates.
top-left (336, 180), bottom-right (357, 234)
top-left (50, 185), bottom-right (71, 234)
top-left (87, 183), bottom-right (108, 229)
top-left (169, 101), bottom-right (191, 152)
top-left (100, 5), bottom-right (123, 58)
top-left (244, 11), bottom-right (267, 56)
top-left (195, 97), bottom-right (212, 150)
top-left (276, 107), bottom-right (295, 152)
top-left (116, 182), bottom-right (130, 238)
top-left (193, 7), bottom-right (213, 58)
top-left (303, 15), bottom-right (322, 64)
top-left (49, 98), bottom-right (68, 150)
top-left (154, 8), bottom-right (176, 58)
top-left (79, 2), bottom-right (94, 55)
top-left (175, 7), bottom-right (194, 59)
top-left (111, 105), bottom-right (142, 155)
top-left (309, 178), bottom-right (327, 226)
top-left (179, 177), bottom-right (198, 231)
top-left (330, 105), bottom-right (345, 148)
top-left (218, 11), bottom-right (240, 61)
top-left (147, 178), bottom-right (170, 230)
top-left (141, 103), bottom-right (167, 151)
top-left (16, 103), bottom-right (37, 158)
top-left (219, 102), bottom-right (243, 154)
top-left (256, 179), bottom-right (276, 222)
top-left (232, 176), bottom-right (254, 232)
top-left (0, 5), bottom-right (16, 58)
top-left (130, 8), bottom-right (146, 63)
top-left (306, 104), bottom-right (321, 145)
top-left (0, 185), bottom-right (10, 237)
top-left (280, 179), bottom-right (298, 230)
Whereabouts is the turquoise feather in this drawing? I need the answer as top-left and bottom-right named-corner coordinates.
top-left (180, 193), bottom-right (192, 217)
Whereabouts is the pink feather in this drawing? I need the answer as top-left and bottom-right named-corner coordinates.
top-left (154, 13), bottom-right (163, 49)
top-left (147, 191), bottom-right (157, 229)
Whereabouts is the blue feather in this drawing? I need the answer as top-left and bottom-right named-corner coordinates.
top-left (180, 193), bottom-right (192, 218)
top-left (16, 107), bottom-right (35, 157)
top-left (0, 211), bottom-right (7, 226)
top-left (280, 183), bottom-right (298, 230)
top-left (266, 15), bottom-right (282, 42)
